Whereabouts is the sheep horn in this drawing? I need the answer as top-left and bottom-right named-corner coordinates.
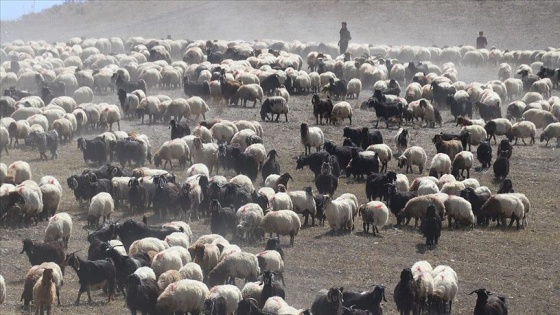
top-left (468, 290), bottom-right (478, 295)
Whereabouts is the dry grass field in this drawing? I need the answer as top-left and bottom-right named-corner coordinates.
top-left (1, 1), bottom-right (560, 314)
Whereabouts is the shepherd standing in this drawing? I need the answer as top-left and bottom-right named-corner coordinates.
top-left (338, 22), bottom-right (352, 55)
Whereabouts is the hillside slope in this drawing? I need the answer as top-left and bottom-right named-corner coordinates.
top-left (1, 1), bottom-right (559, 49)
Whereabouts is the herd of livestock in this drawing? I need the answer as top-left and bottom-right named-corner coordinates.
top-left (1, 35), bottom-right (558, 314)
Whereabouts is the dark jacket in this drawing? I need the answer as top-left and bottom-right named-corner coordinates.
top-left (476, 36), bottom-right (487, 49)
top-left (339, 27), bottom-right (352, 44)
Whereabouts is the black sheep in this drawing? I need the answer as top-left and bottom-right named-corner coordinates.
top-left (393, 268), bottom-right (417, 315)
top-left (446, 93), bottom-right (473, 120)
top-left (20, 239), bottom-right (65, 270)
top-left (497, 178), bottom-right (514, 194)
top-left (368, 90), bottom-right (403, 128)
top-left (128, 177), bottom-right (148, 213)
top-left (216, 143), bottom-right (240, 174)
top-left (105, 246), bottom-right (150, 296)
top-left (421, 205), bottom-right (442, 250)
top-left (493, 151), bottom-right (510, 180)
top-left (470, 288), bottom-right (508, 315)
top-left (360, 127), bottom-right (383, 149)
top-left (477, 141), bottom-right (493, 168)
top-left (260, 74), bottom-right (282, 95)
top-left (262, 150), bottom-right (281, 183)
top-left (258, 270), bottom-right (285, 308)
top-left (497, 139), bottom-right (513, 159)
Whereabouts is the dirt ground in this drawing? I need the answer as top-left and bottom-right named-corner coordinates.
top-left (1, 1), bottom-right (560, 314)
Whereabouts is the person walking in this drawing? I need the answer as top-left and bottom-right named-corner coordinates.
top-left (338, 22), bottom-right (352, 55)
top-left (476, 31), bottom-right (488, 49)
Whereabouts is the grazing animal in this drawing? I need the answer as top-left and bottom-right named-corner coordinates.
top-left (421, 205), bottom-right (442, 249)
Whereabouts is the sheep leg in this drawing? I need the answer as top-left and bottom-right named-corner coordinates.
top-left (284, 113), bottom-right (288, 122)
top-left (289, 231), bottom-right (295, 246)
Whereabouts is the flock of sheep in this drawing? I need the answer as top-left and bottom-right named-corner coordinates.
top-left (1, 33), bottom-right (559, 315)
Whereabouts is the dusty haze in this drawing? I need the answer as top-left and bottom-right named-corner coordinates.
top-left (1, 1), bottom-right (559, 49)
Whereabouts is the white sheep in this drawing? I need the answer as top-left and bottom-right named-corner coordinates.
top-left (411, 260), bottom-right (433, 278)
top-left (185, 163), bottom-right (210, 179)
top-left (330, 101), bottom-right (353, 124)
top-left (156, 279), bottom-right (209, 314)
top-left (271, 190), bottom-right (294, 211)
top-left (0, 163), bottom-right (6, 185)
top-left (365, 143), bottom-right (392, 173)
top-left (211, 120), bottom-right (239, 143)
top-left (460, 125), bottom-right (487, 149)
top-left (288, 187), bottom-right (317, 226)
top-left (241, 281), bottom-right (263, 301)
top-left (233, 84), bottom-right (264, 107)
top-left (409, 176), bottom-right (439, 192)
top-left (523, 109), bottom-right (558, 129)
top-left (259, 210), bottom-right (301, 246)
top-left (444, 195), bottom-right (475, 228)
top-left (300, 122), bottom-right (324, 155)
top-left (21, 262), bottom-right (63, 309)
top-left (440, 180), bottom-right (466, 195)
top-left (274, 86), bottom-right (290, 104)
top-left (505, 193), bottom-right (531, 226)
top-left (417, 181), bottom-right (440, 196)
top-left (7, 160), bottom-right (32, 184)
top-left (400, 194), bottom-right (446, 228)
top-left (207, 251), bottom-right (260, 286)
top-left (32, 268), bottom-right (57, 315)
top-left (432, 265), bottom-right (458, 282)
top-left (234, 120), bottom-right (258, 134)
top-left (165, 232), bottom-right (190, 249)
top-left (358, 201), bottom-right (389, 235)
top-left (165, 98), bottom-right (190, 121)
top-left (157, 269), bottom-right (182, 293)
top-left (396, 173), bottom-right (410, 192)
top-left (73, 87), bottom-right (94, 104)
top-left (187, 96), bottom-right (210, 121)
top-left (397, 146), bottom-right (427, 174)
top-left (429, 153), bottom-right (452, 178)
top-left (485, 118), bottom-right (512, 143)
top-left (16, 180), bottom-right (43, 222)
top-left (540, 122), bottom-right (560, 146)
top-left (245, 143), bottom-right (266, 169)
top-left (207, 284), bottom-right (243, 315)
top-left (521, 91), bottom-right (543, 104)
top-left (87, 192), bottom-right (114, 227)
top-left (264, 296), bottom-right (305, 315)
top-left (507, 120), bottom-right (536, 145)
top-left (154, 139), bottom-right (190, 170)
top-left (236, 203), bottom-right (265, 242)
top-left (323, 195), bottom-right (353, 234)
top-left (481, 194), bottom-right (525, 229)
top-left (461, 178), bottom-right (480, 189)
top-left (0, 126), bottom-right (8, 156)
top-left (229, 174), bottom-right (255, 194)
top-left (346, 78), bottom-right (362, 99)
top-left (218, 244), bottom-right (242, 262)
top-left (230, 128), bottom-right (256, 151)
top-left (256, 250), bottom-right (285, 283)
top-left (192, 137), bottom-right (219, 174)
top-left (44, 212), bottom-right (72, 249)
top-left (151, 247), bottom-right (184, 278)
top-left (451, 151), bottom-right (474, 179)
top-left (134, 266), bottom-right (157, 281)
top-left (179, 262), bottom-right (203, 282)
top-left (432, 271), bottom-right (458, 314)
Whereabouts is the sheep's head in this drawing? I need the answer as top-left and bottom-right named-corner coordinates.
top-left (21, 238), bottom-right (34, 254)
top-left (397, 156), bottom-right (407, 168)
top-left (276, 184), bottom-right (287, 192)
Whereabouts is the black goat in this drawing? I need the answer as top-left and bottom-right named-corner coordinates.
top-left (497, 178), bottom-right (514, 194)
top-left (312, 94), bottom-right (333, 125)
top-left (63, 252), bottom-right (116, 305)
top-left (475, 101), bottom-right (502, 121)
top-left (3, 87), bottom-right (31, 101)
top-left (384, 183), bottom-right (417, 225)
top-left (493, 150), bottom-right (510, 180)
top-left (365, 171), bottom-right (397, 201)
top-left (231, 147), bottom-right (259, 181)
top-left (210, 199), bottom-right (237, 238)
top-left (111, 73), bottom-right (147, 94)
top-left (315, 162), bottom-right (338, 196)
top-left (258, 270), bottom-right (285, 308)
top-left (183, 77), bottom-right (210, 97)
top-left (327, 78), bottom-right (347, 100)
top-left (393, 268), bottom-right (417, 315)
top-left (105, 245), bottom-right (150, 296)
top-left (360, 127), bottom-right (383, 149)
top-left (115, 218), bottom-right (178, 250)
top-left (342, 286), bottom-right (387, 315)
top-left (324, 140), bottom-right (362, 176)
top-left (470, 288), bottom-right (508, 315)
top-left (421, 205), bottom-right (442, 250)
top-left (346, 150), bottom-right (379, 180)
top-left (369, 90), bottom-right (403, 128)
top-left (124, 274), bottom-right (159, 315)
top-left (128, 177), bottom-right (148, 213)
top-left (264, 237), bottom-right (284, 260)
top-left (20, 239), bottom-right (65, 271)
top-left (477, 141), bottom-right (493, 168)
top-left (260, 74), bottom-right (282, 95)
top-left (26, 130), bottom-right (59, 160)
top-left (205, 296), bottom-right (229, 315)
top-left (262, 150), bottom-right (280, 182)
top-left (497, 139), bottom-right (513, 159)
top-left (170, 119), bottom-right (190, 139)
top-left (77, 137), bottom-right (107, 166)
top-left (460, 187), bottom-right (491, 226)
top-left (311, 287), bottom-right (344, 315)
top-left (295, 151), bottom-right (330, 178)
top-left (446, 94), bottom-right (473, 120)
top-left (343, 127), bottom-right (362, 147)
top-left (114, 139), bottom-right (145, 168)
top-left (216, 143), bottom-right (240, 175)
top-left (431, 81), bottom-right (456, 107)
